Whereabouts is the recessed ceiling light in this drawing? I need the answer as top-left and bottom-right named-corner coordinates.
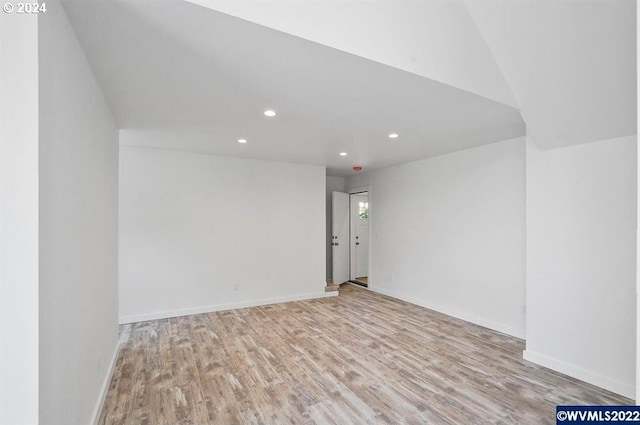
top-left (264, 110), bottom-right (276, 117)
top-left (339, 152), bottom-right (348, 156)
top-left (389, 133), bottom-right (399, 139)
top-left (238, 138), bottom-right (247, 144)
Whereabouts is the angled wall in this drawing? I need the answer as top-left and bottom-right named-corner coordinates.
top-left (38, 1), bottom-right (119, 424)
top-left (1, 2), bottom-right (120, 424)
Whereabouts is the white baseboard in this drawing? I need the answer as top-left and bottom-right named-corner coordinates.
top-left (90, 341), bottom-right (121, 425)
top-left (523, 349), bottom-right (635, 400)
top-left (119, 291), bottom-right (338, 324)
top-left (369, 286), bottom-right (526, 339)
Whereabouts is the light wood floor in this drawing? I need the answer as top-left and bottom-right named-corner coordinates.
top-left (98, 285), bottom-right (631, 425)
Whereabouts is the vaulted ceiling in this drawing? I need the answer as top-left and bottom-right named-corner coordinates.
top-left (466, 0), bottom-right (636, 149)
top-left (63, 0), bottom-right (635, 176)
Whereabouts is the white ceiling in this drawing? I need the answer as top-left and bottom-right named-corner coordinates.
top-left (62, 0), bottom-right (525, 176)
top-left (185, 0), bottom-right (519, 107)
top-left (63, 0), bottom-right (634, 175)
top-left (466, 0), bottom-right (636, 149)
top-left (185, 0), bottom-right (636, 150)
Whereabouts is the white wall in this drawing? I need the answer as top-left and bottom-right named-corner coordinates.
top-left (637, 5), bottom-right (640, 401)
top-left (119, 145), bottom-right (327, 322)
top-left (0, 12), bottom-right (40, 425)
top-left (346, 137), bottom-right (526, 338)
top-left (525, 135), bottom-right (637, 399)
top-left (326, 176), bottom-right (346, 281)
top-left (38, 2), bottom-right (119, 424)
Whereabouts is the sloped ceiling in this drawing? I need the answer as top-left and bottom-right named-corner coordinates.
top-left (185, 0), bottom-right (518, 107)
top-left (189, 0), bottom-right (636, 150)
top-left (63, 0), bottom-right (634, 176)
top-left (62, 0), bottom-right (524, 176)
top-left (466, 0), bottom-right (636, 149)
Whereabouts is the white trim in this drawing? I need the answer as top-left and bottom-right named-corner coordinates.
top-left (90, 341), bottom-right (121, 425)
top-left (347, 186), bottom-right (371, 195)
top-left (119, 291), bottom-right (338, 324)
top-left (523, 349), bottom-right (635, 400)
top-left (369, 286), bottom-right (525, 339)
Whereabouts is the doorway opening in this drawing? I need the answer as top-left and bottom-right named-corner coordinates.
top-left (349, 191), bottom-right (369, 287)
top-left (331, 188), bottom-right (371, 288)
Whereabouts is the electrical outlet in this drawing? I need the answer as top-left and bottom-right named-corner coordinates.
top-left (233, 283), bottom-right (239, 291)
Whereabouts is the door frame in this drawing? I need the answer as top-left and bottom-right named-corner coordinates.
top-left (348, 186), bottom-right (372, 288)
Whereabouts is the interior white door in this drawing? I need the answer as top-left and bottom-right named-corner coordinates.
top-left (332, 191), bottom-right (349, 285)
top-left (350, 193), bottom-right (369, 279)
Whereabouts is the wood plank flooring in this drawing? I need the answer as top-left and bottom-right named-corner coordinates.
top-left (98, 285), bottom-right (632, 425)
